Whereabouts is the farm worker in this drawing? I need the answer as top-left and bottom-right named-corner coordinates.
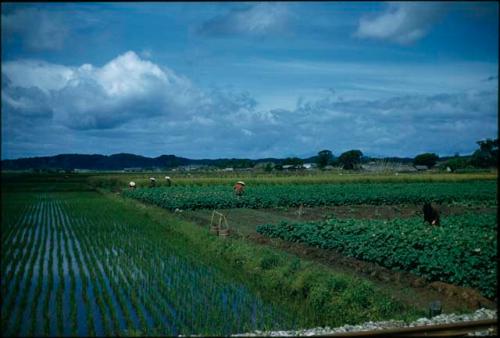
top-left (234, 181), bottom-right (245, 196)
top-left (165, 176), bottom-right (172, 186)
top-left (423, 202), bottom-right (440, 226)
top-left (129, 181), bottom-right (136, 189)
top-left (149, 177), bottom-right (156, 187)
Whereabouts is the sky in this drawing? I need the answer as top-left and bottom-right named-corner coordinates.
top-left (1, 2), bottom-right (498, 160)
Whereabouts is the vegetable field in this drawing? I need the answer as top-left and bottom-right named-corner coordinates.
top-left (1, 191), bottom-right (297, 336)
top-left (256, 213), bottom-right (497, 298)
top-left (123, 181), bottom-right (496, 211)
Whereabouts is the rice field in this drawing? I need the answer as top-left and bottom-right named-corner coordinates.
top-left (1, 191), bottom-right (297, 336)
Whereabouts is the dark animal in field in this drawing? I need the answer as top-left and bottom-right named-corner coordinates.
top-left (423, 202), bottom-right (440, 226)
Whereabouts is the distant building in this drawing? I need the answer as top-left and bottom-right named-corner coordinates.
top-left (124, 167), bottom-right (143, 172)
top-left (222, 167), bottom-right (234, 172)
top-left (414, 165), bottom-right (429, 171)
top-left (302, 163), bottom-right (317, 169)
top-left (282, 164), bottom-right (303, 170)
top-left (178, 165), bottom-right (205, 171)
top-left (73, 168), bottom-right (92, 173)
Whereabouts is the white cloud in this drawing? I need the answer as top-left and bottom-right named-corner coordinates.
top-left (2, 51), bottom-right (207, 129)
top-left (355, 2), bottom-right (447, 44)
top-left (198, 3), bottom-right (291, 37)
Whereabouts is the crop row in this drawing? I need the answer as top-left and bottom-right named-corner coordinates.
top-left (123, 181), bottom-right (496, 211)
top-left (256, 213), bottom-right (497, 298)
top-left (1, 192), bottom-right (296, 336)
top-left (87, 172), bottom-right (498, 190)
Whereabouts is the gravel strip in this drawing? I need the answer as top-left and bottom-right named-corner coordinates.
top-left (232, 308), bottom-right (497, 337)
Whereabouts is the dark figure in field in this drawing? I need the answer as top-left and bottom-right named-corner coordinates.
top-left (234, 181), bottom-right (245, 196)
top-left (149, 177), bottom-right (156, 187)
top-left (423, 202), bottom-right (440, 226)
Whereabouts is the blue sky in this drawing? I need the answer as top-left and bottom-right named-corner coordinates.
top-left (1, 2), bottom-right (498, 160)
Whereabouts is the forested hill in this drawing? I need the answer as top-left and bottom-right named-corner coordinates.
top-left (0, 153), bottom-right (295, 171)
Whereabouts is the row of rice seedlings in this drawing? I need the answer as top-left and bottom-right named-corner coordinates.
top-left (91, 251), bottom-right (127, 333)
top-left (41, 199), bottom-right (55, 336)
top-left (71, 216), bottom-right (113, 336)
top-left (127, 253), bottom-right (184, 335)
top-left (1, 200), bottom-right (36, 263)
top-left (83, 212), bottom-right (184, 335)
top-left (65, 213), bottom-right (99, 336)
top-left (1, 201), bottom-right (40, 291)
top-left (55, 200), bottom-right (78, 336)
top-left (72, 206), bottom-right (139, 331)
top-left (4, 199), bottom-right (45, 336)
top-left (117, 225), bottom-right (188, 334)
top-left (1, 200), bottom-right (41, 332)
top-left (59, 200), bottom-right (89, 336)
top-left (46, 199), bottom-right (60, 336)
top-left (1, 196), bottom-right (30, 243)
top-left (27, 201), bottom-right (49, 336)
top-left (83, 216), bottom-right (172, 335)
top-left (52, 203), bottom-right (65, 337)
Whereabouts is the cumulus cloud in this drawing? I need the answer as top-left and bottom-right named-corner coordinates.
top-left (198, 3), bottom-right (291, 37)
top-left (1, 7), bottom-right (69, 50)
top-left (355, 2), bottom-right (447, 44)
top-left (2, 51), bottom-right (207, 129)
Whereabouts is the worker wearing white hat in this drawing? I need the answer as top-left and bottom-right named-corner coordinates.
top-left (149, 177), bottom-right (156, 187)
top-left (165, 176), bottom-right (172, 187)
top-left (234, 181), bottom-right (245, 196)
top-left (129, 181), bottom-right (136, 189)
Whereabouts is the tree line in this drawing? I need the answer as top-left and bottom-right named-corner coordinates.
top-left (310, 138), bottom-right (497, 171)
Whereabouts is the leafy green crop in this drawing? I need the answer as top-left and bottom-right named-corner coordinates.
top-left (123, 181), bottom-right (496, 211)
top-left (256, 213), bottom-right (497, 298)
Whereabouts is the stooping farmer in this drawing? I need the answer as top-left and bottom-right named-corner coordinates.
top-left (129, 181), bottom-right (136, 189)
top-left (165, 176), bottom-right (172, 186)
top-left (423, 202), bottom-right (440, 226)
top-left (233, 181), bottom-right (245, 196)
top-left (150, 177), bottom-right (156, 187)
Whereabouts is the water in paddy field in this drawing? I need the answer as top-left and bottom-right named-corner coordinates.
top-left (1, 192), bottom-right (297, 336)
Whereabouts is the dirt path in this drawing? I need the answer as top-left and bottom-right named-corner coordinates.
top-left (180, 204), bottom-right (497, 314)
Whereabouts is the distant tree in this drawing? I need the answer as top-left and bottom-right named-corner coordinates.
top-left (264, 163), bottom-right (274, 172)
top-left (413, 153), bottom-right (439, 167)
top-left (471, 138), bottom-right (498, 168)
top-left (445, 157), bottom-right (469, 172)
top-left (339, 150), bottom-right (363, 170)
top-left (283, 157), bottom-right (304, 166)
top-left (316, 149), bottom-right (333, 169)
